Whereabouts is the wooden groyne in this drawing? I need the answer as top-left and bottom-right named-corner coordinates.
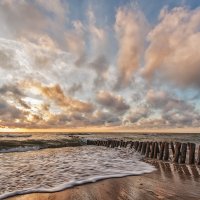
top-left (86, 140), bottom-right (200, 165)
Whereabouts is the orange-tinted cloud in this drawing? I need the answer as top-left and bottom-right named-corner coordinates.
top-left (142, 7), bottom-right (200, 88)
top-left (114, 7), bottom-right (148, 87)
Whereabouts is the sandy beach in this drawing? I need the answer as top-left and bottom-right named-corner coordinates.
top-left (7, 160), bottom-right (200, 200)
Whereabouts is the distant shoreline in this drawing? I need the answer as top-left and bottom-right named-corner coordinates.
top-left (1, 131), bottom-right (200, 134)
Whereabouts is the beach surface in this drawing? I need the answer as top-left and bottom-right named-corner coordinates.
top-left (8, 161), bottom-right (200, 200)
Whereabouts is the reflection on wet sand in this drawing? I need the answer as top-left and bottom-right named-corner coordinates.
top-left (9, 161), bottom-right (200, 200)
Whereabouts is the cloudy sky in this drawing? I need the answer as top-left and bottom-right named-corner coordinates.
top-left (0, 0), bottom-right (200, 131)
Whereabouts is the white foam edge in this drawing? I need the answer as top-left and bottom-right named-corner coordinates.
top-left (0, 167), bottom-right (156, 200)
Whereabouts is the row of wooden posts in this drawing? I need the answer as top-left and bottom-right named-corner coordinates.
top-left (87, 140), bottom-right (200, 165)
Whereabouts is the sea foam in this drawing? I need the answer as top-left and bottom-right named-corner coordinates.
top-left (0, 146), bottom-right (156, 199)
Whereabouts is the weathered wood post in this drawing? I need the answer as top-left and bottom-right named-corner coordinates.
top-left (180, 143), bottom-right (187, 164)
top-left (145, 142), bottom-right (151, 158)
top-left (138, 142), bottom-right (143, 152)
top-left (141, 142), bottom-right (147, 155)
top-left (197, 145), bottom-right (200, 165)
top-left (107, 140), bottom-right (111, 147)
top-left (188, 143), bottom-right (196, 164)
top-left (154, 142), bottom-right (159, 159)
top-left (124, 141), bottom-right (128, 148)
top-left (173, 142), bottom-right (181, 163)
top-left (121, 141), bottom-right (124, 147)
top-left (159, 142), bottom-right (162, 149)
top-left (114, 140), bottom-right (117, 147)
top-left (135, 141), bottom-right (139, 150)
top-left (117, 141), bottom-right (121, 147)
top-left (113, 140), bottom-right (115, 147)
top-left (121, 141), bottom-right (125, 147)
top-left (164, 142), bottom-right (169, 161)
top-left (130, 141), bottom-right (134, 148)
top-left (170, 142), bottom-right (175, 157)
top-left (104, 141), bottom-right (107, 146)
top-left (150, 142), bottom-right (155, 158)
top-left (159, 142), bottom-right (165, 160)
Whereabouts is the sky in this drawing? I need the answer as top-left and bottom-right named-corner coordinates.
top-left (0, 0), bottom-right (200, 131)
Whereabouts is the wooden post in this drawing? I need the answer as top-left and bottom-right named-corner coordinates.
top-left (150, 142), bottom-right (155, 158)
top-left (124, 141), bottom-right (128, 148)
top-left (159, 142), bottom-right (165, 160)
top-left (197, 145), bottom-right (200, 165)
top-left (116, 140), bottom-right (119, 147)
top-left (145, 142), bottom-right (151, 158)
top-left (135, 141), bottom-right (139, 150)
top-left (138, 142), bottom-right (143, 152)
top-left (170, 142), bottom-right (175, 156)
top-left (154, 142), bottom-right (159, 159)
top-left (112, 141), bottom-right (115, 147)
top-left (109, 141), bottom-right (112, 148)
top-left (117, 141), bottom-right (120, 147)
top-left (189, 143), bottom-right (196, 164)
top-left (141, 142), bottom-right (147, 155)
top-left (122, 141), bottom-right (125, 147)
top-left (164, 142), bottom-right (169, 161)
top-left (130, 141), bottom-right (134, 148)
top-left (129, 141), bottom-right (132, 148)
top-left (173, 142), bottom-right (181, 163)
top-left (121, 141), bottom-right (125, 147)
top-left (116, 141), bottom-right (119, 147)
top-left (180, 143), bottom-right (187, 164)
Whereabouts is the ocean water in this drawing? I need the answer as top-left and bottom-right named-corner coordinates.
top-left (0, 146), bottom-right (155, 199)
top-left (0, 132), bottom-right (200, 199)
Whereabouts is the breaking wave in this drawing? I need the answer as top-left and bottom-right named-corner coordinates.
top-left (0, 146), bottom-right (155, 199)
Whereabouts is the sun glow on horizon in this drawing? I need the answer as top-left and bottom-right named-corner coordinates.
top-left (1, 126), bottom-right (200, 134)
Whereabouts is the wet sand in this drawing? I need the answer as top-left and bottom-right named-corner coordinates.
top-left (7, 160), bottom-right (200, 200)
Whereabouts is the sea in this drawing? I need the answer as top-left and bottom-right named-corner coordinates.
top-left (0, 132), bottom-right (200, 199)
